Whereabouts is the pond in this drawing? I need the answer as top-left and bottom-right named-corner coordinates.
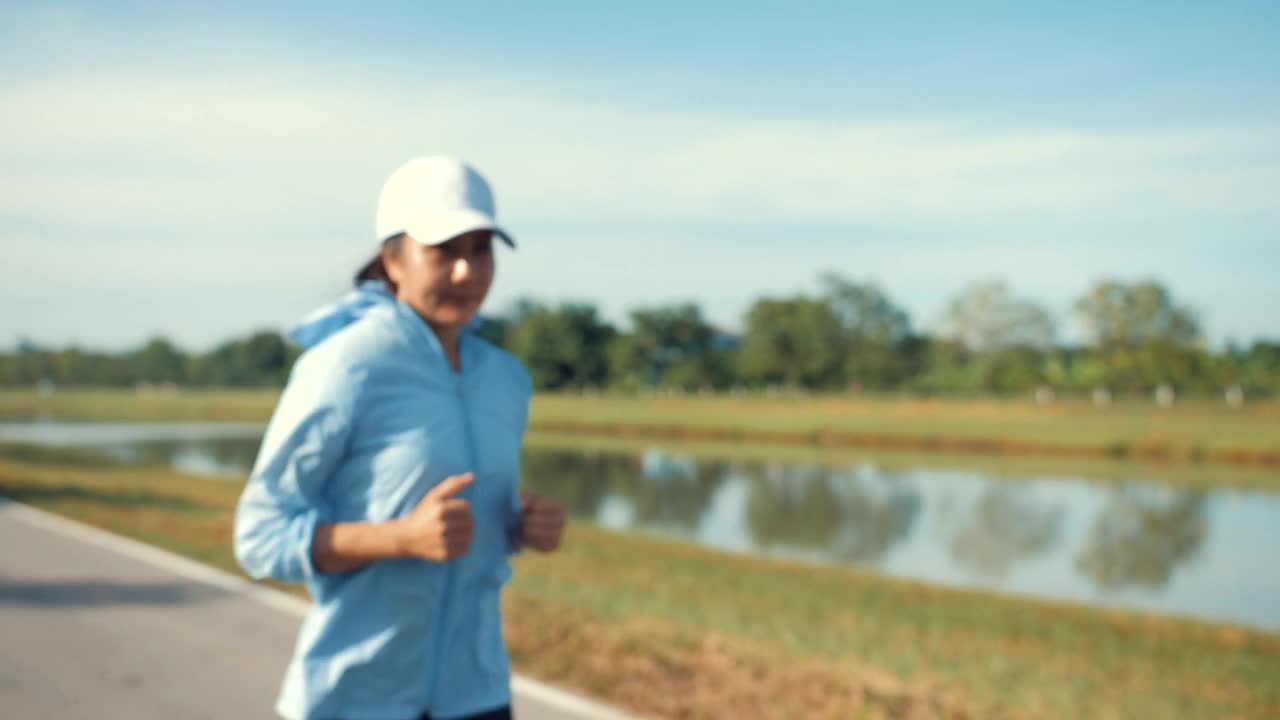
top-left (2, 420), bottom-right (1277, 631)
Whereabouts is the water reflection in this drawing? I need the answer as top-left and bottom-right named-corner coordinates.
top-left (744, 465), bottom-right (920, 563)
top-left (1, 421), bottom-right (1276, 630)
top-left (0, 421), bottom-right (264, 478)
top-left (113, 436), bottom-right (263, 476)
top-left (524, 449), bottom-right (726, 535)
top-left (1076, 487), bottom-right (1207, 589)
top-left (945, 486), bottom-right (1063, 579)
top-left (521, 450), bottom-right (621, 519)
top-left (519, 450), bottom-right (1278, 630)
top-left (633, 451), bottom-right (724, 532)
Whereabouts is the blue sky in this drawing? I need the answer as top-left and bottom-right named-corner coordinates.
top-left (3, 1), bottom-right (1278, 350)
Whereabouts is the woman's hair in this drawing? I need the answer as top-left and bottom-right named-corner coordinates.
top-left (353, 233), bottom-right (405, 292)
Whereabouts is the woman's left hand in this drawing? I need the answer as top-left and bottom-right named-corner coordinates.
top-left (520, 492), bottom-right (566, 553)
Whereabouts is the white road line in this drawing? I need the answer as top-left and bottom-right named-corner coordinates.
top-left (0, 498), bottom-right (639, 720)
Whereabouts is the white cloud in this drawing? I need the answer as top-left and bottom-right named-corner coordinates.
top-left (3, 62), bottom-right (1277, 237)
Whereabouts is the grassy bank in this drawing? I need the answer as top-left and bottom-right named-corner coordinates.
top-left (2, 388), bottom-right (1278, 468)
top-left (0, 388), bottom-right (279, 423)
top-left (1, 447), bottom-right (1276, 719)
top-left (525, 432), bottom-right (1280, 492)
top-left (531, 393), bottom-right (1280, 467)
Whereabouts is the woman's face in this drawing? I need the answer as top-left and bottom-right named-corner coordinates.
top-left (384, 230), bottom-right (495, 331)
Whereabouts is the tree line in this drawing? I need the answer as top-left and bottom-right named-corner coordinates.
top-left (4, 276), bottom-right (1278, 398)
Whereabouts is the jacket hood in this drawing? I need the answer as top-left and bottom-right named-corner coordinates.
top-left (287, 281), bottom-right (396, 350)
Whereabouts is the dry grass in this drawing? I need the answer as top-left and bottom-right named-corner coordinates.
top-left (503, 594), bottom-right (988, 720)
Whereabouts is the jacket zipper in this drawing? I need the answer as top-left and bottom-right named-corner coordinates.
top-left (426, 354), bottom-right (479, 711)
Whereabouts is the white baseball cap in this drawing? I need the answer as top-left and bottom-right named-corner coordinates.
top-left (375, 156), bottom-right (515, 248)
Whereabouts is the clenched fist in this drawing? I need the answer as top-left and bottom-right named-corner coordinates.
top-left (519, 492), bottom-right (566, 553)
top-left (396, 473), bottom-right (476, 562)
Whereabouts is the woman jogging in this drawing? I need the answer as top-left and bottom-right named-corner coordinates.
top-left (234, 156), bottom-right (566, 720)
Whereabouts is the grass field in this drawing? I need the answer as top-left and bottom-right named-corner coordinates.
top-left (1, 446), bottom-right (1277, 719)
top-left (0, 388), bottom-right (279, 423)
top-left (530, 393), bottom-right (1280, 466)
top-left (2, 388), bottom-right (1278, 467)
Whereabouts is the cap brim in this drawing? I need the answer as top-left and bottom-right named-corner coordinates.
top-left (395, 208), bottom-right (515, 249)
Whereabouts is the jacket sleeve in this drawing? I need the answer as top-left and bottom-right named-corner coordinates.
top-left (234, 355), bottom-right (359, 584)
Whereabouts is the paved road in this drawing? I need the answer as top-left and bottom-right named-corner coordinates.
top-left (0, 500), bottom-right (634, 720)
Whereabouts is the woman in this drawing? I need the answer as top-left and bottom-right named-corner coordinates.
top-left (234, 156), bottom-right (567, 720)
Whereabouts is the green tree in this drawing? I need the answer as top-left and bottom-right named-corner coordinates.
top-left (507, 302), bottom-right (615, 390)
top-left (608, 304), bottom-right (728, 391)
top-left (132, 337), bottom-right (188, 384)
top-left (12, 339), bottom-right (55, 386)
top-left (189, 331), bottom-right (297, 387)
top-left (1239, 342), bottom-right (1280, 394)
top-left (737, 297), bottom-right (844, 389)
top-left (1074, 280), bottom-right (1199, 349)
top-left (47, 347), bottom-right (129, 386)
top-left (974, 346), bottom-right (1050, 393)
top-left (819, 274), bottom-right (914, 389)
top-left (1073, 280), bottom-right (1203, 392)
top-left (906, 337), bottom-right (978, 395)
top-left (473, 315), bottom-right (511, 348)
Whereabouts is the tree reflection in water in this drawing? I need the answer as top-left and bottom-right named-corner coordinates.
top-left (946, 485), bottom-right (1063, 579)
top-left (1076, 486), bottom-right (1208, 590)
top-left (522, 448), bottom-right (1215, 595)
top-left (629, 450), bottom-right (725, 532)
top-left (521, 449), bottom-right (629, 519)
top-left (745, 464), bottom-right (920, 564)
top-left (522, 448), bottom-right (724, 535)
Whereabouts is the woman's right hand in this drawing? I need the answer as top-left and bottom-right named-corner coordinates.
top-left (395, 473), bottom-right (476, 562)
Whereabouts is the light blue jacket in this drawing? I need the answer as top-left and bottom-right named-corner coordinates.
top-left (234, 282), bottom-right (532, 720)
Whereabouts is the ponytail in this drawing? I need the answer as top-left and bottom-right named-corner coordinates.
top-left (353, 233), bottom-right (405, 293)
